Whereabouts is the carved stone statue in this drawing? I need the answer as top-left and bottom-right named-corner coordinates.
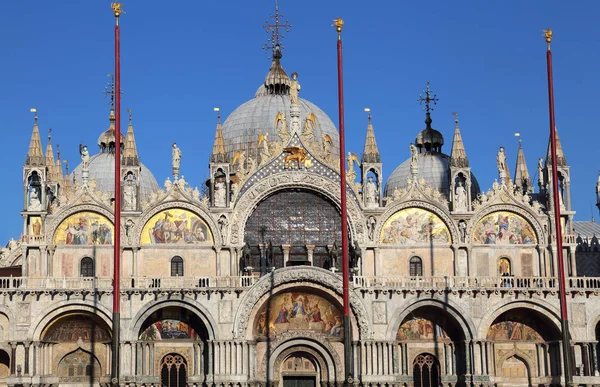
top-left (368, 216), bottom-right (376, 241)
top-left (497, 146), bottom-right (507, 181)
top-left (172, 142), bottom-right (182, 170)
top-left (123, 179), bottom-right (137, 211)
top-left (218, 215), bottom-right (228, 245)
top-left (258, 133), bottom-right (271, 166)
top-left (79, 144), bottom-right (90, 169)
top-left (164, 177), bottom-right (173, 190)
top-left (32, 219), bottom-right (42, 236)
top-left (410, 143), bottom-right (418, 169)
top-left (365, 176), bottom-right (378, 207)
top-left (28, 187), bottom-right (42, 211)
top-left (290, 72), bottom-right (301, 105)
top-left (455, 180), bottom-right (467, 211)
top-left (458, 220), bottom-right (467, 242)
top-left (214, 179), bottom-right (226, 207)
top-left (538, 157), bottom-right (544, 185)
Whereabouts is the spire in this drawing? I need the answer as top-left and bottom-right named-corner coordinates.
top-left (211, 108), bottom-right (228, 163)
top-left (513, 134), bottom-right (532, 192)
top-left (450, 112), bottom-right (469, 167)
top-left (56, 144), bottom-right (63, 181)
top-left (545, 127), bottom-right (567, 167)
top-left (45, 128), bottom-right (59, 182)
top-left (122, 109), bottom-right (139, 165)
top-left (362, 108), bottom-right (380, 163)
top-left (26, 109), bottom-right (45, 166)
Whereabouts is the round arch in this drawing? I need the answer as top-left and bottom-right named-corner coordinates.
top-left (468, 204), bottom-right (545, 246)
top-left (129, 299), bottom-right (218, 341)
top-left (233, 266), bottom-right (370, 340)
top-left (386, 298), bottom-right (475, 342)
top-left (133, 201), bottom-right (220, 249)
top-left (229, 175), bottom-right (366, 246)
top-left (376, 200), bottom-right (459, 245)
top-left (585, 308), bottom-right (600, 340)
top-left (28, 301), bottom-right (113, 342)
top-left (47, 204), bottom-right (116, 245)
top-left (477, 300), bottom-right (561, 341)
top-left (0, 307), bottom-right (16, 342)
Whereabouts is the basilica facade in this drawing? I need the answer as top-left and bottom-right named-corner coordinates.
top-left (1, 18), bottom-right (599, 387)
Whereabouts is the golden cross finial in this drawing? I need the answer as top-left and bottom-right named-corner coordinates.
top-left (333, 18), bottom-right (344, 40)
top-left (418, 81), bottom-right (439, 113)
top-left (112, 2), bottom-right (124, 20)
top-left (262, 0), bottom-right (292, 59)
top-left (543, 28), bottom-right (553, 50)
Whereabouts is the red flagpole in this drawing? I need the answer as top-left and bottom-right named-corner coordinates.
top-left (544, 28), bottom-right (572, 386)
top-left (334, 18), bottom-right (353, 385)
top-left (111, 3), bottom-right (123, 386)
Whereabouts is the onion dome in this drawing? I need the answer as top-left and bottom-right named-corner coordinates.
top-left (415, 113), bottom-right (444, 153)
top-left (97, 109), bottom-right (126, 153)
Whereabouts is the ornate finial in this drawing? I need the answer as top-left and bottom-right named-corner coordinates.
top-left (57, 144), bottom-right (60, 159)
top-left (214, 107), bottom-right (221, 124)
top-left (104, 74), bottom-right (116, 109)
top-left (515, 132), bottom-right (522, 144)
top-left (111, 2), bottom-right (124, 21)
top-left (30, 108), bottom-right (38, 123)
top-left (263, 0), bottom-right (292, 59)
top-left (364, 107), bottom-right (371, 122)
top-left (333, 18), bottom-right (344, 40)
top-left (63, 159), bottom-right (69, 175)
top-left (418, 81), bottom-right (439, 113)
top-left (127, 108), bottom-right (132, 123)
top-left (543, 28), bottom-right (553, 50)
top-left (452, 111), bottom-right (459, 124)
top-left (48, 127), bottom-right (52, 142)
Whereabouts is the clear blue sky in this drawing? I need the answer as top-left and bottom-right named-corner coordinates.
top-left (0, 1), bottom-right (598, 243)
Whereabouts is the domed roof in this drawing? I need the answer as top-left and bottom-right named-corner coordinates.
top-left (416, 128), bottom-right (444, 149)
top-left (220, 93), bottom-right (340, 162)
top-left (384, 152), bottom-right (480, 198)
top-left (71, 153), bottom-right (160, 200)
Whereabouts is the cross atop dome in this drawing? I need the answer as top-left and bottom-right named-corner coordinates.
top-left (262, 0), bottom-right (292, 59)
top-left (418, 81), bottom-right (439, 113)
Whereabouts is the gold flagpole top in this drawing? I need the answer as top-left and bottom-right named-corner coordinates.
top-left (112, 2), bottom-right (124, 23)
top-left (333, 18), bottom-right (344, 40)
top-left (543, 28), bottom-right (553, 50)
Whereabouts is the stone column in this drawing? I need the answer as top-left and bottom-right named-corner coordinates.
top-left (9, 342), bottom-right (16, 375)
top-left (281, 245), bottom-right (291, 268)
top-left (24, 342), bottom-right (30, 375)
top-left (373, 248), bottom-right (380, 277)
top-left (306, 245), bottom-right (315, 266)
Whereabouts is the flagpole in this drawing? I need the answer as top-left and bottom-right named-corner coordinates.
top-left (543, 28), bottom-right (572, 386)
top-left (334, 18), bottom-right (353, 386)
top-left (111, 3), bottom-right (124, 386)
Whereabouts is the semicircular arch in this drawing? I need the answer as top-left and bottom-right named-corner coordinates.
top-left (129, 298), bottom-right (218, 341)
top-left (267, 338), bottom-right (342, 382)
top-left (135, 201), bottom-right (219, 248)
top-left (468, 204), bottom-right (545, 246)
top-left (232, 266), bottom-right (370, 340)
top-left (229, 176), bottom-right (366, 246)
top-left (377, 200), bottom-right (459, 245)
top-left (48, 205), bottom-right (116, 247)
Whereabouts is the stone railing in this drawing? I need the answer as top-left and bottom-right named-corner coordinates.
top-left (563, 234), bottom-right (577, 244)
top-left (352, 275), bottom-right (558, 291)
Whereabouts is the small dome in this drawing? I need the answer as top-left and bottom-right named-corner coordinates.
top-left (97, 110), bottom-right (125, 153)
top-left (415, 113), bottom-right (444, 153)
top-left (71, 153), bottom-right (160, 200)
top-left (384, 152), bottom-right (480, 198)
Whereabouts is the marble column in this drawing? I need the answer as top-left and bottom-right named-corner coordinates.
top-left (281, 245), bottom-right (291, 267)
top-left (24, 342), bottom-right (30, 375)
top-left (9, 342), bottom-right (16, 375)
top-left (306, 245), bottom-right (315, 266)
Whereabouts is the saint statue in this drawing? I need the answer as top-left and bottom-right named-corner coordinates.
top-left (123, 180), bottom-right (136, 211)
top-left (28, 187), bottom-right (42, 211)
top-left (214, 179), bottom-right (226, 207)
top-left (455, 180), bottom-right (467, 211)
top-left (290, 72), bottom-right (301, 105)
top-left (537, 157), bottom-right (544, 185)
top-left (218, 215), bottom-right (228, 244)
top-left (172, 143), bottom-right (182, 170)
top-left (79, 144), bottom-right (90, 169)
top-left (365, 176), bottom-right (378, 206)
top-left (32, 219), bottom-right (42, 236)
top-left (258, 133), bottom-right (271, 165)
top-left (410, 143), bottom-right (418, 170)
top-left (458, 220), bottom-right (467, 242)
top-left (368, 216), bottom-right (376, 241)
top-left (497, 146), bottom-right (507, 177)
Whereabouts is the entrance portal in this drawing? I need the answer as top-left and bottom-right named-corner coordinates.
top-left (160, 354), bottom-right (187, 387)
top-left (283, 375), bottom-right (316, 387)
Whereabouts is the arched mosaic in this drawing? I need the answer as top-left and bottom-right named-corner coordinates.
top-left (380, 208), bottom-right (450, 245)
top-left (141, 208), bottom-right (213, 245)
top-left (42, 314), bottom-right (111, 343)
top-left (487, 319), bottom-right (543, 342)
top-left (255, 291), bottom-right (343, 338)
top-left (139, 319), bottom-right (200, 340)
top-left (53, 212), bottom-right (113, 246)
top-left (397, 318), bottom-right (450, 341)
top-left (472, 211), bottom-right (537, 245)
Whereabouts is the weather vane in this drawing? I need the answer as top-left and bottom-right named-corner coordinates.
top-left (111, 2), bottom-right (124, 19)
top-left (452, 111), bottom-right (459, 123)
top-left (418, 81), bottom-right (439, 113)
top-left (262, 0), bottom-right (292, 58)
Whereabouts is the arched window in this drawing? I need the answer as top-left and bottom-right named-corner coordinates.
top-left (80, 257), bottom-right (94, 277)
top-left (161, 354), bottom-right (187, 387)
top-left (171, 256), bottom-right (184, 277)
top-left (409, 256), bottom-right (423, 277)
top-left (413, 354), bottom-right (440, 387)
top-left (498, 257), bottom-right (511, 275)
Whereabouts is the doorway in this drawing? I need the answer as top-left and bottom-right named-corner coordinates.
top-left (160, 354), bottom-right (187, 387)
top-left (283, 375), bottom-right (316, 387)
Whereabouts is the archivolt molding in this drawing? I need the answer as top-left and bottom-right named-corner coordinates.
top-left (132, 200), bottom-right (220, 249)
top-left (47, 204), bottom-right (116, 245)
top-left (266, 338), bottom-right (341, 382)
top-left (376, 200), bottom-right (459, 245)
top-left (232, 266), bottom-right (371, 339)
top-left (229, 172), bottom-right (366, 246)
top-left (494, 348), bottom-right (537, 378)
top-left (467, 203), bottom-right (546, 246)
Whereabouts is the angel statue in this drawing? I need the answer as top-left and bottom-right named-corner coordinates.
top-left (258, 133), bottom-right (271, 166)
top-left (275, 112), bottom-right (290, 144)
top-left (321, 134), bottom-right (334, 163)
top-left (302, 113), bottom-right (317, 144)
top-left (346, 152), bottom-right (359, 183)
top-left (79, 144), bottom-right (90, 169)
top-left (232, 151), bottom-right (246, 174)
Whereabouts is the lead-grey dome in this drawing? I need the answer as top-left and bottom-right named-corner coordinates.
top-left (384, 152), bottom-right (480, 198)
top-left (221, 93), bottom-right (340, 163)
top-left (71, 153), bottom-right (160, 200)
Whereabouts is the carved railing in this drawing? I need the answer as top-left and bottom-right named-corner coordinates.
top-left (563, 234), bottom-right (577, 244)
top-left (352, 276), bottom-right (558, 291)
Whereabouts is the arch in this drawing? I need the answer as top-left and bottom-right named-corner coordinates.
top-left (47, 204), bottom-right (116, 246)
top-left (232, 266), bottom-right (370, 339)
top-left (171, 256), bottom-right (184, 276)
top-left (498, 256), bottom-right (512, 275)
top-left (28, 302), bottom-right (113, 342)
top-left (266, 339), bottom-right (341, 383)
top-left (0, 349), bottom-right (9, 380)
top-left (134, 202), bottom-right (219, 248)
top-left (412, 353), bottom-right (441, 387)
top-left (387, 298), bottom-right (475, 341)
top-left (57, 347), bottom-right (102, 378)
top-left (229, 175), bottom-right (366, 246)
top-left (495, 351), bottom-right (533, 386)
top-left (129, 299), bottom-right (218, 341)
top-left (477, 300), bottom-right (561, 341)
top-left (80, 256), bottom-right (95, 277)
top-left (469, 205), bottom-right (544, 246)
top-left (53, 210), bottom-right (114, 246)
top-left (376, 200), bottom-right (459, 245)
